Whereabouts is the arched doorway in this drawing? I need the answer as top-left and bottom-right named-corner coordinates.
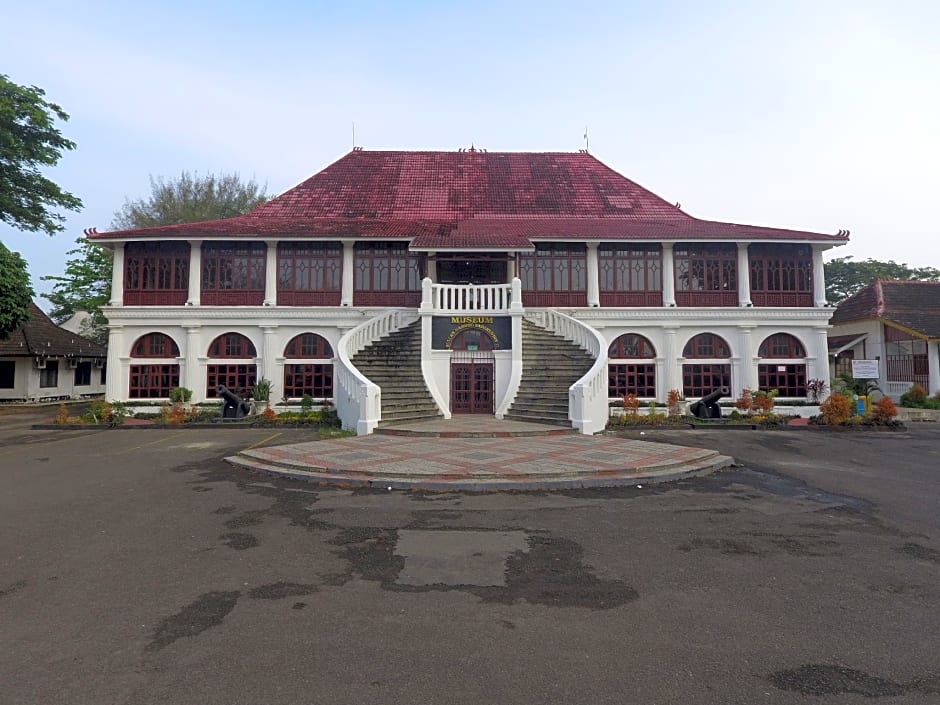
top-left (449, 328), bottom-right (495, 414)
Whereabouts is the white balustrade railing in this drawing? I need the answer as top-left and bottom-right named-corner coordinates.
top-left (335, 309), bottom-right (419, 435)
top-left (538, 309), bottom-right (609, 435)
top-left (423, 278), bottom-right (517, 314)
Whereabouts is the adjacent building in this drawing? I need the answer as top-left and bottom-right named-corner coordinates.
top-left (87, 148), bottom-right (848, 433)
top-left (0, 302), bottom-right (107, 402)
top-left (829, 279), bottom-right (940, 398)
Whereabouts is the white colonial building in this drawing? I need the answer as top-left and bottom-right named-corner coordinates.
top-left (88, 148), bottom-right (847, 433)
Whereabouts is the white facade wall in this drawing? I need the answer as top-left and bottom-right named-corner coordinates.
top-left (0, 358), bottom-right (106, 401)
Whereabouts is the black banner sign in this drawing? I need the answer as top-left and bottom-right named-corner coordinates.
top-left (431, 316), bottom-right (512, 350)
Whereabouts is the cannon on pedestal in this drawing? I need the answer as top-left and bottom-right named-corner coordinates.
top-left (217, 385), bottom-right (251, 419)
top-left (689, 386), bottom-right (729, 419)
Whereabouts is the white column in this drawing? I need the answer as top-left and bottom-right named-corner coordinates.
top-left (341, 241), bottom-right (355, 306)
top-left (662, 243), bottom-right (676, 307)
top-left (812, 245), bottom-right (827, 308)
top-left (737, 243), bottom-right (752, 307)
top-left (928, 342), bottom-right (940, 396)
top-left (261, 326), bottom-right (278, 396)
top-left (105, 325), bottom-right (124, 400)
top-left (586, 242), bottom-right (600, 307)
top-left (109, 242), bottom-right (125, 306)
top-left (187, 240), bottom-right (202, 306)
top-left (813, 327), bottom-right (831, 389)
top-left (427, 255), bottom-right (437, 283)
top-left (263, 241), bottom-right (278, 306)
top-left (185, 326), bottom-right (201, 399)
top-left (738, 326), bottom-right (758, 393)
top-left (662, 327), bottom-right (680, 395)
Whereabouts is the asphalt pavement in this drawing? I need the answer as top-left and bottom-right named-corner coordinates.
top-left (1, 411), bottom-right (938, 704)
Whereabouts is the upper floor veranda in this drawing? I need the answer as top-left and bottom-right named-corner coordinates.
top-left (104, 238), bottom-right (832, 314)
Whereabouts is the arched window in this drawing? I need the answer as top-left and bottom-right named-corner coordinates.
top-left (283, 333), bottom-right (334, 399)
top-left (682, 333), bottom-right (731, 397)
top-left (129, 333), bottom-right (181, 398)
top-left (208, 333), bottom-right (257, 358)
top-left (758, 333), bottom-right (805, 358)
top-left (758, 333), bottom-right (807, 397)
top-left (608, 334), bottom-right (656, 397)
top-left (207, 333), bottom-right (256, 397)
top-left (131, 333), bottom-right (180, 358)
top-left (284, 333), bottom-right (333, 359)
top-left (450, 328), bottom-right (495, 351)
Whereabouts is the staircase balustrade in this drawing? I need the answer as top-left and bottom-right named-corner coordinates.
top-left (424, 280), bottom-right (516, 314)
top-left (537, 310), bottom-right (609, 434)
top-left (335, 309), bottom-right (419, 434)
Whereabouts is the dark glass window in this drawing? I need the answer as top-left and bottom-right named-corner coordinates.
top-left (284, 334), bottom-right (333, 359)
top-left (124, 242), bottom-right (189, 305)
top-left (682, 364), bottom-right (731, 397)
top-left (39, 361), bottom-right (59, 388)
top-left (599, 245), bottom-right (662, 306)
top-left (129, 364), bottom-right (180, 398)
top-left (207, 365), bottom-right (257, 397)
top-left (608, 334), bottom-right (656, 359)
top-left (131, 333), bottom-right (181, 358)
top-left (74, 361), bottom-right (93, 386)
top-left (758, 364), bottom-right (807, 397)
top-left (283, 365), bottom-right (333, 398)
top-left (674, 244), bottom-right (738, 306)
top-left (749, 244), bottom-right (813, 306)
top-left (758, 334), bottom-right (805, 358)
top-left (0, 361), bottom-right (14, 388)
top-left (208, 333), bottom-right (257, 358)
top-left (608, 364), bottom-right (656, 397)
top-left (683, 334), bottom-right (731, 358)
top-left (278, 243), bottom-right (342, 305)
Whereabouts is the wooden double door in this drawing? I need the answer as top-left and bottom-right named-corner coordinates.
top-left (450, 361), bottom-right (494, 414)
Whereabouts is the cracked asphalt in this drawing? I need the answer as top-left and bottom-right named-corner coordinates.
top-left (1, 409), bottom-right (939, 704)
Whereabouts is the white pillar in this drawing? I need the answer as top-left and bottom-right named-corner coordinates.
top-left (109, 243), bottom-right (125, 306)
top-left (928, 342), bottom-right (940, 396)
top-left (263, 241), bottom-right (278, 306)
top-left (260, 326), bottom-right (278, 400)
top-left (586, 242), bottom-right (600, 307)
top-left (663, 327), bottom-right (680, 395)
top-left (185, 326), bottom-right (201, 399)
top-left (738, 326), bottom-right (758, 394)
top-left (427, 255), bottom-right (437, 283)
top-left (812, 245), bottom-right (827, 308)
top-left (187, 240), bottom-right (202, 306)
top-left (737, 243), bottom-right (752, 307)
top-left (105, 326), bottom-right (124, 400)
top-left (341, 241), bottom-right (355, 306)
top-left (662, 243), bottom-right (676, 307)
top-left (813, 327), bottom-right (831, 389)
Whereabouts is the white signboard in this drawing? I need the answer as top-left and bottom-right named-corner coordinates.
top-left (852, 359), bottom-right (880, 379)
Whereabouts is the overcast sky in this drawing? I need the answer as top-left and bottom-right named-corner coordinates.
top-left (3, 0), bottom-right (938, 304)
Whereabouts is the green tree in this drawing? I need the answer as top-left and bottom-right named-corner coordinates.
top-left (825, 256), bottom-right (940, 303)
top-left (112, 171), bottom-right (267, 229)
top-left (0, 244), bottom-right (33, 339)
top-left (41, 238), bottom-right (112, 345)
top-left (0, 74), bottom-right (83, 234)
top-left (0, 75), bottom-right (82, 337)
top-left (42, 172), bottom-right (268, 341)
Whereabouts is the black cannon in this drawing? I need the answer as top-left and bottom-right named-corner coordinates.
top-left (217, 385), bottom-right (251, 419)
top-left (689, 386), bottom-right (729, 419)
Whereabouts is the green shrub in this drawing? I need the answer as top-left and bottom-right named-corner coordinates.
top-left (168, 387), bottom-right (192, 403)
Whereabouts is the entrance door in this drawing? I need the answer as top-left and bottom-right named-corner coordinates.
top-left (451, 362), bottom-right (494, 414)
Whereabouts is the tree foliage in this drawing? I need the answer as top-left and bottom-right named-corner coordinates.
top-left (0, 244), bottom-right (33, 339)
top-left (112, 171), bottom-right (268, 229)
top-left (42, 238), bottom-right (112, 344)
top-left (0, 74), bottom-right (83, 235)
top-left (825, 256), bottom-right (940, 303)
top-left (43, 172), bottom-right (268, 341)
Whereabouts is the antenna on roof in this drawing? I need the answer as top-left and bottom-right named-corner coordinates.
top-left (583, 127), bottom-right (589, 153)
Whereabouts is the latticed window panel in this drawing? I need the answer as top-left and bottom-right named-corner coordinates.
top-left (353, 243), bottom-right (422, 305)
top-left (608, 364), bottom-right (656, 397)
top-left (131, 333), bottom-right (181, 358)
top-left (129, 364), bottom-right (180, 398)
top-left (758, 364), bottom-right (807, 397)
top-left (749, 244), bottom-right (813, 306)
top-left (520, 244), bottom-right (588, 306)
top-left (278, 243), bottom-right (342, 305)
top-left (283, 364), bottom-right (334, 398)
top-left (598, 245), bottom-right (663, 306)
top-left (124, 242), bottom-right (189, 305)
top-left (201, 243), bottom-right (265, 305)
top-left (682, 364), bottom-right (731, 397)
top-left (674, 244), bottom-right (738, 306)
top-left (682, 334), bottom-right (731, 358)
top-left (608, 334), bottom-right (656, 359)
top-left (208, 333), bottom-right (256, 358)
top-left (207, 365), bottom-right (257, 397)
top-left (758, 333), bottom-right (806, 358)
top-left (284, 334), bottom-right (334, 359)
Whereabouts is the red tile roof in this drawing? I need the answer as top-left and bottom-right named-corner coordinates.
top-left (831, 280), bottom-right (940, 338)
top-left (88, 149), bottom-right (849, 247)
top-left (0, 302), bottom-right (107, 358)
